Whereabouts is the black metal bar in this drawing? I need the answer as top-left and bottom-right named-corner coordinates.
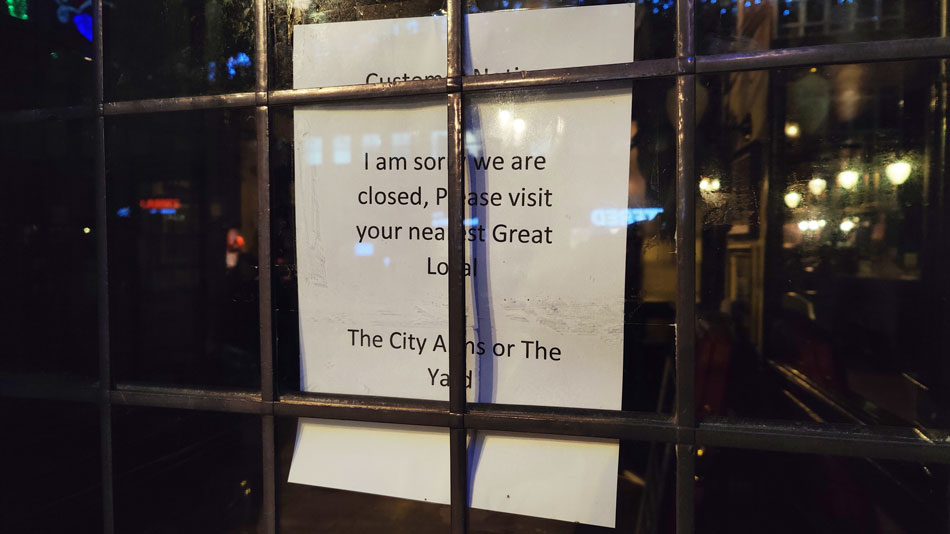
top-left (697, 419), bottom-right (950, 464)
top-left (466, 406), bottom-right (676, 442)
top-left (269, 79), bottom-right (447, 106)
top-left (260, 415), bottom-right (276, 534)
top-left (675, 1), bottom-right (696, 533)
top-left (110, 385), bottom-right (266, 414)
top-left (696, 37), bottom-right (950, 73)
top-left (93, 0), bottom-right (113, 531)
top-left (277, 393), bottom-right (452, 427)
top-left (103, 93), bottom-right (258, 115)
top-left (461, 58), bottom-right (685, 91)
top-left (257, 105), bottom-right (274, 404)
top-left (447, 95), bottom-right (466, 416)
top-left (675, 444), bottom-right (695, 534)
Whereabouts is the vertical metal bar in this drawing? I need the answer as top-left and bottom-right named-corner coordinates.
top-left (675, 1), bottom-right (696, 534)
top-left (260, 415), bottom-right (276, 534)
top-left (257, 104), bottom-right (274, 404)
top-left (253, 3), bottom-right (276, 534)
top-left (446, 0), bottom-right (468, 533)
top-left (447, 0), bottom-right (463, 82)
top-left (93, 0), bottom-right (114, 531)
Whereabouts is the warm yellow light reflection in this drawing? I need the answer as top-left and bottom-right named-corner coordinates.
top-left (837, 170), bottom-right (859, 190)
top-left (885, 161), bottom-right (911, 185)
top-left (784, 191), bottom-right (802, 209)
top-left (808, 177), bottom-right (827, 196)
top-left (840, 219), bottom-right (856, 232)
top-left (699, 176), bottom-right (721, 192)
top-left (784, 122), bottom-right (800, 138)
top-left (498, 110), bottom-right (511, 124)
top-left (513, 118), bottom-right (526, 133)
top-left (83, 227), bottom-right (91, 234)
top-left (798, 219), bottom-right (826, 232)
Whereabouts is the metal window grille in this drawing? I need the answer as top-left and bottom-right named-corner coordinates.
top-left (2, 1), bottom-right (950, 533)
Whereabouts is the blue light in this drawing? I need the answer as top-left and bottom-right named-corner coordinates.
top-left (652, 7), bottom-right (658, 13)
top-left (502, 0), bottom-right (509, 7)
top-left (589, 207), bottom-right (664, 227)
top-left (149, 209), bottom-right (158, 214)
top-left (225, 52), bottom-right (252, 79)
top-left (711, 0), bottom-right (716, 3)
top-left (159, 208), bottom-right (176, 215)
top-left (117, 206), bottom-right (130, 217)
top-left (744, 1), bottom-right (750, 6)
top-left (783, 8), bottom-right (790, 15)
top-left (73, 13), bottom-right (93, 42)
top-left (463, 217), bottom-right (479, 226)
top-left (208, 61), bottom-right (216, 81)
top-left (354, 243), bottom-right (374, 256)
top-left (720, 7), bottom-right (726, 13)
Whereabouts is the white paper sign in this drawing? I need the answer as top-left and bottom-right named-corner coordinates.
top-left (291, 5), bottom-right (634, 528)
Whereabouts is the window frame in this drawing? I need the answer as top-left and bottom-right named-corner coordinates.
top-left (2, 1), bottom-right (950, 533)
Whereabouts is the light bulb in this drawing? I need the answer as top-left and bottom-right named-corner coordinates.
top-left (837, 170), bottom-right (859, 190)
top-left (885, 161), bottom-right (911, 185)
top-left (808, 177), bottom-right (827, 196)
top-left (784, 191), bottom-right (802, 208)
top-left (784, 122), bottom-right (800, 138)
top-left (840, 219), bottom-right (855, 232)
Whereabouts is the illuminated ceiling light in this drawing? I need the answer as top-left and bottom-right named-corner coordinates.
top-left (840, 219), bottom-right (856, 232)
top-left (498, 110), bottom-right (511, 124)
top-left (837, 170), bottom-right (859, 190)
top-left (885, 161), bottom-right (911, 185)
top-left (808, 177), bottom-right (827, 196)
top-left (699, 177), bottom-right (721, 193)
top-left (784, 191), bottom-right (802, 208)
top-left (784, 122), bottom-right (800, 138)
top-left (83, 227), bottom-right (91, 234)
top-left (513, 119), bottom-right (526, 133)
top-left (797, 221), bottom-right (808, 231)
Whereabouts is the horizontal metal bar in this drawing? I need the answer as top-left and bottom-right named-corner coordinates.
top-left (268, 78), bottom-right (448, 106)
top-left (5, 39), bottom-right (949, 122)
top-left (696, 37), bottom-right (950, 74)
top-left (276, 392), bottom-right (454, 427)
top-left (697, 419), bottom-right (950, 464)
top-left (466, 404), bottom-right (677, 442)
top-left (103, 93), bottom-right (258, 115)
top-left (0, 374), bottom-right (100, 403)
top-left (0, 105), bottom-right (96, 123)
top-left (460, 57), bottom-right (686, 92)
top-left (110, 384), bottom-right (265, 413)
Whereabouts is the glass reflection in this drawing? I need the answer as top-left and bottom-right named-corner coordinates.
top-left (696, 60), bottom-right (949, 427)
top-left (698, 0), bottom-right (942, 54)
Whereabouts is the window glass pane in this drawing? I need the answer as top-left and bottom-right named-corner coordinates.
top-left (696, 446), bottom-right (949, 532)
top-left (467, 433), bottom-right (673, 532)
top-left (0, 1), bottom-right (94, 110)
top-left (277, 416), bottom-right (452, 533)
top-left (0, 399), bottom-right (102, 534)
top-left (272, 96), bottom-right (451, 401)
top-left (698, 0), bottom-right (942, 55)
top-left (462, 82), bottom-right (675, 412)
top-left (0, 119), bottom-right (98, 380)
top-left (113, 407), bottom-right (262, 534)
top-left (268, 0), bottom-right (445, 91)
top-left (107, 109), bottom-right (260, 390)
top-left (466, 0), bottom-right (673, 62)
top-left (103, 0), bottom-right (256, 102)
top-left (696, 59), bottom-right (950, 427)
